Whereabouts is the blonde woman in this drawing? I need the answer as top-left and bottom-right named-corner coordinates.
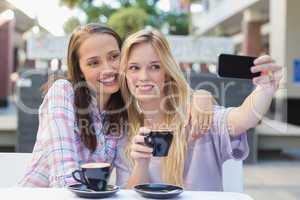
top-left (114, 29), bottom-right (282, 191)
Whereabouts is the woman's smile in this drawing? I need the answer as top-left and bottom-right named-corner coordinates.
top-left (98, 73), bottom-right (118, 86)
top-left (136, 83), bottom-right (155, 92)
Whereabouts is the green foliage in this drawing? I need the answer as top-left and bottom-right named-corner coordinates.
top-left (78, 1), bottom-right (117, 23)
top-left (63, 16), bottom-right (81, 34)
top-left (108, 7), bottom-right (149, 39)
top-left (162, 13), bottom-right (189, 35)
top-left (60, 0), bottom-right (84, 8)
top-left (62, 0), bottom-right (117, 33)
top-left (60, 0), bottom-right (190, 35)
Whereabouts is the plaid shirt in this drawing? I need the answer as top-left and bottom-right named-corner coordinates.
top-left (18, 79), bottom-right (118, 187)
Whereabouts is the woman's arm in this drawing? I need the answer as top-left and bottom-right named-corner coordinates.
top-left (18, 80), bottom-right (80, 187)
top-left (126, 160), bottom-right (151, 188)
top-left (40, 80), bottom-right (80, 186)
top-left (228, 55), bottom-right (283, 136)
top-left (126, 127), bottom-right (153, 189)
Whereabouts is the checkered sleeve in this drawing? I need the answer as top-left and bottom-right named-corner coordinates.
top-left (40, 79), bottom-right (80, 187)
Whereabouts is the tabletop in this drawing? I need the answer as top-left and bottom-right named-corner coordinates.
top-left (0, 187), bottom-right (253, 200)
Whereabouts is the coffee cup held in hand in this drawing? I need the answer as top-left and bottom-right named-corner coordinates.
top-left (143, 130), bottom-right (173, 157)
top-left (72, 162), bottom-right (111, 191)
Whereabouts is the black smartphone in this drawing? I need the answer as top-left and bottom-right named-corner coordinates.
top-left (217, 54), bottom-right (260, 79)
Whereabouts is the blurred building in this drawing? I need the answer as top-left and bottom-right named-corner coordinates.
top-left (0, 0), bottom-right (47, 107)
top-left (192, 0), bottom-right (300, 126)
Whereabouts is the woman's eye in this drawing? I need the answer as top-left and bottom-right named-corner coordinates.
top-left (128, 65), bottom-right (139, 71)
top-left (112, 53), bottom-right (120, 60)
top-left (150, 64), bottom-right (160, 70)
top-left (109, 53), bottom-right (120, 61)
top-left (87, 60), bottom-right (99, 67)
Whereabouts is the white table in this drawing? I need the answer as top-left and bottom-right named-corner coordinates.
top-left (0, 188), bottom-right (253, 200)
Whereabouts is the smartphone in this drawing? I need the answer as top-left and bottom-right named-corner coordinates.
top-left (217, 54), bottom-right (260, 79)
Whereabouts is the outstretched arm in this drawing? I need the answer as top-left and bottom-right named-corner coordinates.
top-left (228, 55), bottom-right (283, 136)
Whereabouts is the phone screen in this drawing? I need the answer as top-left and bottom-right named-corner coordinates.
top-left (218, 54), bottom-right (260, 79)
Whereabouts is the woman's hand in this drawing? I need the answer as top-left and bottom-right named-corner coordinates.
top-left (127, 127), bottom-right (153, 188)
top-left (185, 90), bottom-right (214, 139)
top-left (251, 55), bottom-right (283, 93)
top-left (130, 127), bottom-right (153, 166)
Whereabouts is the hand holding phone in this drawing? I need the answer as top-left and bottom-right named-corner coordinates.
top-left (217, 54), bottom-right (260, 79)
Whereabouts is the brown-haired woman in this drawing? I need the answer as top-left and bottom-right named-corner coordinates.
top-left (18, 24), bottom-right (127, 187)
top-left (18, 23), bottom-right (213, 187)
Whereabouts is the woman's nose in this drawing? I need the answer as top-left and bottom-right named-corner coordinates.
top-left (138, 68), bottom-right (148, 81)
top-left (101, 68), bottom-right (117, 76)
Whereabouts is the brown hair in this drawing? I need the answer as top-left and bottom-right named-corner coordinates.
top-left (43, 23), bottom-right (126, 152)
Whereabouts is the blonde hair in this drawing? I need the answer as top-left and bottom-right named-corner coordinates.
top-left (119, 29), bottom-right (192, 187)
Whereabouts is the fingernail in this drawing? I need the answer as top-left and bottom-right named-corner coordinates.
top-left (254, 59), bottom-right (259, 64)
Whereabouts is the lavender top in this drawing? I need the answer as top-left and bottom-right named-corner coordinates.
top-left (113, 105), bottom-right (249, 191)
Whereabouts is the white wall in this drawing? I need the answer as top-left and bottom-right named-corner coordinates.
top-left (270, 0), bottom-right (300, 99)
